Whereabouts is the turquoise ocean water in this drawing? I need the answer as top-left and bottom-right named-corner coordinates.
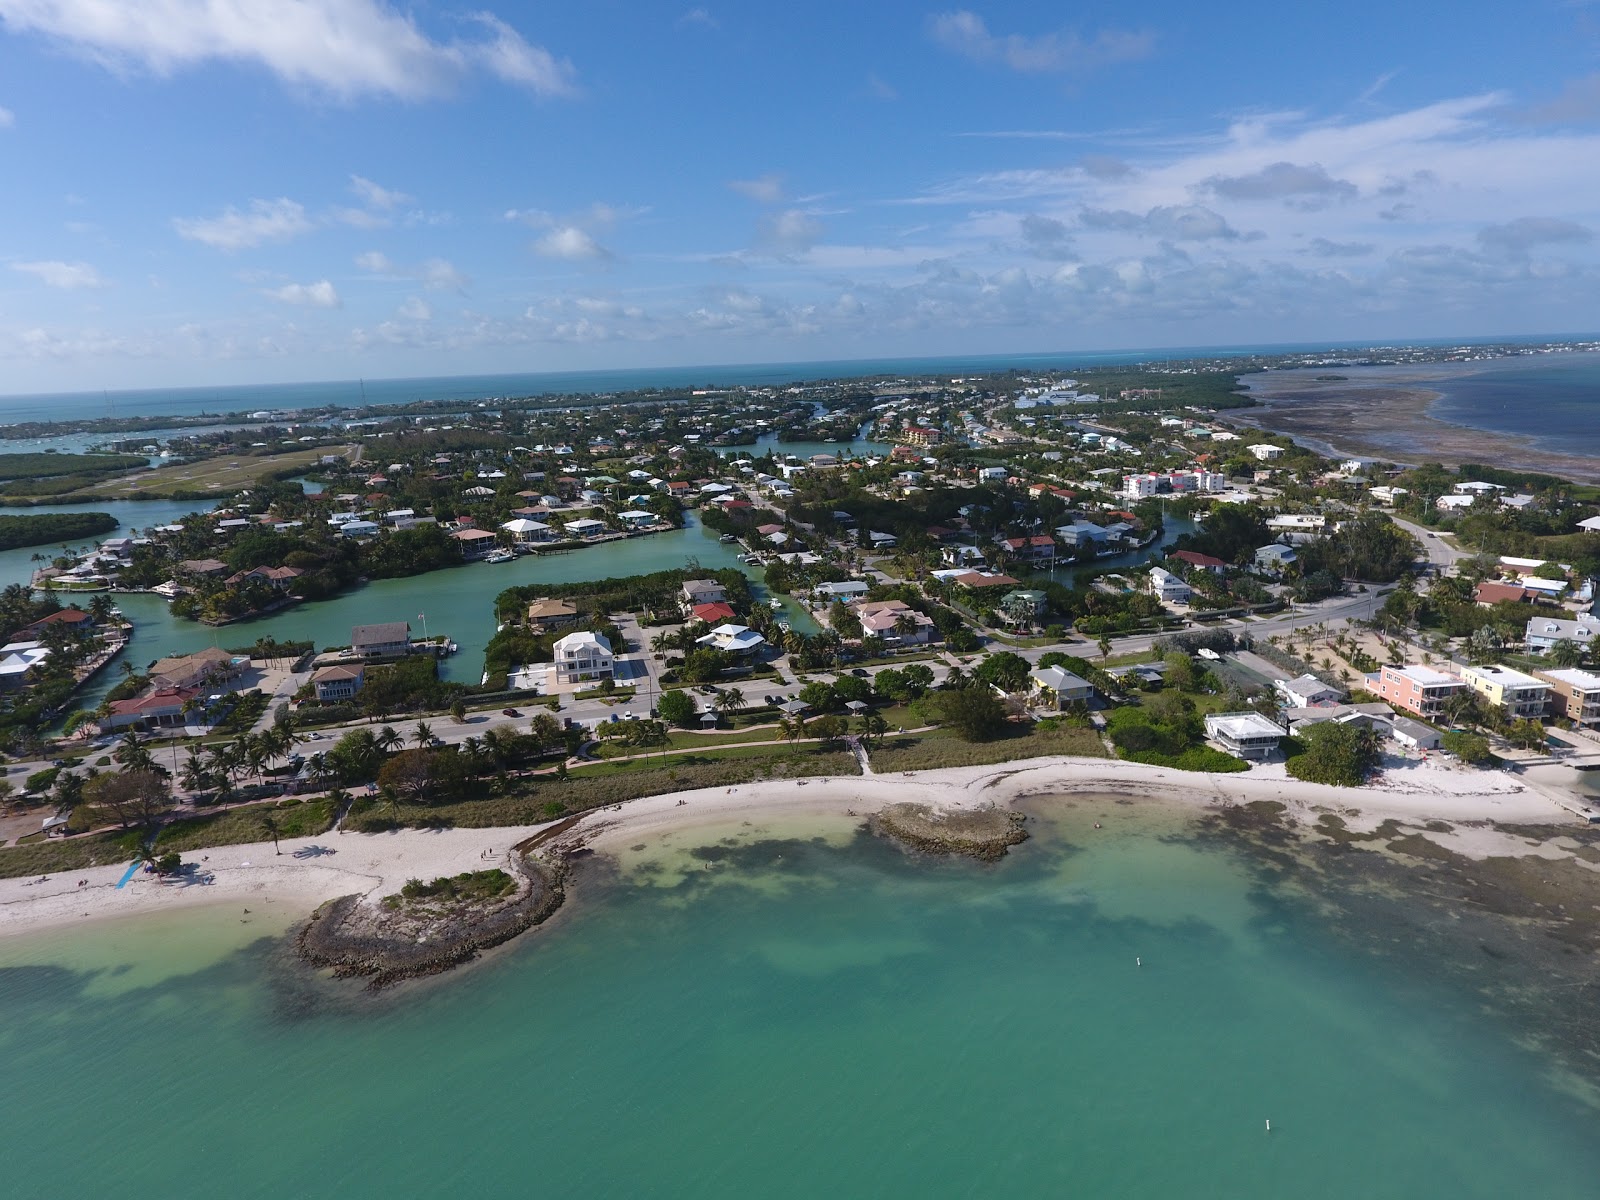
top-left (2, 801), bottom-right (1595, 1199)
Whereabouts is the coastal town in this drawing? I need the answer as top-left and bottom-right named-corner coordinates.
top-left (0, 357), bottom-right (1598, 886)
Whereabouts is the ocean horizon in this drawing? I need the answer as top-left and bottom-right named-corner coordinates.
top-left (1, 333), bottom-right (1594, 426)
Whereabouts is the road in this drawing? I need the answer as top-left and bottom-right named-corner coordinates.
top-left (1392, 517), bottom-right (1467, 571)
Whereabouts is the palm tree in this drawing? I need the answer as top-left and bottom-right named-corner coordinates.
top-left (114, 732), bottom-right (155, 774)
top-left (258, 812), bottom-right (282, 855)
top-left (1097, 636), bottom-right (1112, 661)
top-left (715, 688), bottom-right (745, 717)
top-left (779, 714), bottom-right (808, 745)
top-left (375, 725), bottom-right (402, 754)
top-left (857, 711), bottom-right (888, 748)
top-left (412, 721), bottom-right (435, 749)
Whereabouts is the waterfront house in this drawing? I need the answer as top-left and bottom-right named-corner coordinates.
top-left (1369, 664), bottom-right (1464, 719)
top-left (1460, 664), bottom-right (1550, 719)
top-left (150, 647), bottom-right (245, 692)
top-left (339, 519), bottom-right (381, 538)
top-left (1248, 444), bottom-right (1285, 461)
top-left (101, 686), bottom-right (202, 732)
top-left (452, 528), bottom-right (499, 559)
top-left (312, 664), bottom-right (365, 702)
top-left (617, 510), bottom-right (657, 530)
top-left (952, 571), bottom-right (1021, 590)
top-left (22, 608), bottom-right (94, 638)
top-left (178, 558), bottom-right (229, 577)
top-left (563, 517), bottom-right (606, 539)
top-left (940, 544), bottom-right (987, 568)
top-left (1389, 716), bottom-right (1444, 751)
top-left (1000, 589), bottom-right (1049, 624)
top-left (1535, 667), bottom-right (1600, 727)
top-left (1168, 550), bottom-right (1226, 574)
top-left (1146, 567), bottom-right (1192, 604)
top-left (351, 622), bottom-right (412, 658)
top-left (1029, 666), bottom-right (1094, 709)
top-left (525, 599), bottom-right (580, 631)
top-left (1203, 712), bottom-right (1288, 758)
top-left (1475, 581), bottom-right (1539, 606)
top-left (999, 535), bottom-right (1057, 564)
top-left (682, 578), bottom-right (727, 609)
top-left (691, 601), bottom-right (738, 624)
top-left (553, 630), bottom-right (614, 685)
top-left (500, 517), bottom-right (554, 545)
top-left (814, 580), bottom-right (871, 601)
top-left (857, 600), bottom-right (936, 644)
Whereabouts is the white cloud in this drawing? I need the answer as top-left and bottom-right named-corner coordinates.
top-left (355, 250), bottom-right (468, 291)
top-left (533, 226), bottom-right (610, 260)
top-left (398, 296), bottom-right (431, 320)
top-left (349, 174), bottom-right (410, 210)
top-left (0, 104), bottom-right (13, 127)
top-left (1204, 161), bottom-right (1358, 203)
top-left (0, 0), bottom-right (577, 101)
top-left (729, 174), bottom-right (785, 203)
top-left (759, 209), bottom-right (823, 254)
top-left (11, 259), bottom-right (106, 288)
top-left (267, 279), bottom-right (340, 307)
top-left (174, 198), bottom-right (312, 251)
top-left (677, 8), bottom-right (717, 30)
top-left (929, 10), bottom-right (1153, 74)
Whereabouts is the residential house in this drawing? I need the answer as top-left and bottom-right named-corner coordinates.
top-left (695, 623), bottom-right (767, 656)
top-left (1000, 589), bottom-right (1048, 624)
top-left (1276, 673), bottom-right (1345, 709)
top-left (351, 622), bottom-right (412, 658)
top-left (976, 466), bottom-right (1008, 483)
top-left (500, 517), bottom-right (554, 545)
top-left (1475, 581), bottom-right (1538, 606)
top-left (178, 558), bottom-right (229, 577)
top-left (865, 531), bottom-right (899, 551)
top-left (1029, 665), bottom-right (1094, 709)
top-left (952, 571), bottom-right (1020, 590)
top-left (1248, 443), bottom-right (1285, 461)
top-left (311, 664), bottom-right (365, 702)
top-left (1389, 716), bottom-right (1444, 751)
top-left (525, 599), bottom-right (580, 631)
top-left (1204, 712), bottom-right (1288, 758)
top-left (149, 647), bottom-right (245, 691)
top-left (1461, 664), bottom-right (1550, 719)
top-left (339, 520), bottom-right (381, 538)
top-left (1168, 550), bottom-right (1226, 574)
top-left (223, 565), bottom-right (304, 591)
top-left (1255, 544), bottom-right (1298, 573)
top-left (1370, 664), bottom-right (1464, 719)
top-left (857, 600), bottom-right (936, 644)
top-left (1536, 667), bottom-right (1600, 727)
top-left (691, 602), bottom-right (738, 624)
top-left (1525, 613), bottom-right (1600, 654)
top-left (681, 578), bottom-right (727, 609)
top-left (452, 528), bottom-right (499, 559)
top-left (553, 630), bottom-right (615, 685)
top-left (617, 510), bottom-right (658, 530)
top-left (814, 580), bottom-right (871, 601)
top-left (1283, 703), bottom-right (1394, 737)
top-left (101, 687), bottom-right (201, 732)
top-left (21, 608), bottom-right (94, 638)
top-left (562, 518), bottom-right (607, 539)
top-left (999, 535), bottom-right (1056, 564)
top-left (1056, 521), bottom-right (1109, 550)
top-left (1146, 566), bottom-right (1192, 604)
top-left (0, 644), bottom-right (50, 691)
top-left (940, 544), bottom-right (987, 569)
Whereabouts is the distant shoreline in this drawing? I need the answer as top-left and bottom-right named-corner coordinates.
top-left (1231, 366), bottom-right (1600, 481)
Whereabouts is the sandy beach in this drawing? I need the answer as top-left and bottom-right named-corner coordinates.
top-left (1, 754), bottom-right (1587, 941)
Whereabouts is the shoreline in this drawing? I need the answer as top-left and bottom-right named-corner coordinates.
top-left (1232, 371), bottom-right (1600, 481)
top-left (0, 754), bottom-right (1583, 943)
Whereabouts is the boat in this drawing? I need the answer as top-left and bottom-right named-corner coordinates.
top-left (484, 549), bottom-right (515, 564)
top-left (719, 534), bottom-right (737, 543)
top-left (768, 599), bottom-right (783, 610)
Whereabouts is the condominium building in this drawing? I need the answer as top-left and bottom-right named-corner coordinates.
top-left (1461, 664), bottom-right (1550, 719)
top-left (1369, 664), bottom-right (1465, 720)
top-left (553, 631), bottom-right (614, 685)
top-left (1537, 667), bottom-right (1600, 727)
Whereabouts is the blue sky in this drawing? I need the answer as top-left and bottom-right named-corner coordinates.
top-left (3, 1), bottom-right (1600, 392)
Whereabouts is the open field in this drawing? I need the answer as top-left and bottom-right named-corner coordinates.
top-left (10, 445), bottom-right (354, 502)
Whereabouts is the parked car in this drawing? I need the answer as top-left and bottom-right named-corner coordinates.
top-left (502, 707), bottom-right (521, 717)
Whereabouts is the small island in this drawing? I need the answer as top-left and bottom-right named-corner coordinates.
top-left (870, 801), bottom-right (1028, 861)
top-left (296, 847), bottom-right (566, 989)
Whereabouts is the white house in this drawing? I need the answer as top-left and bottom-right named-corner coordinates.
top-left (1276, 673), bottom-right (1344, 709)
top-left (695, 624), bottom-right (767, 656)
top-left (553, 630), bottom-right (614, 685)
top-left (1029, 665), bottom-right (1094, 709)
top-left (1147, 566), bottom-right (1191, 604)
top-left (1249, 443), bottom-right (1285, 461)
top-left (1389, 716), bottom-right (1443, 751)
top-left (1204, 712), bottom-right (1287, 759)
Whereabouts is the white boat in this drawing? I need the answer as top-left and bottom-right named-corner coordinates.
top-left (484, 549), bottom-right (515, 564)
top-left (719, 534), bottom-right (737, 543)
top-left (768, 599), bottom-right (783, 610)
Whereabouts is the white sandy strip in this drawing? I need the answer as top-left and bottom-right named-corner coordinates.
top-left (0, 754), bottom-right (1583, 940)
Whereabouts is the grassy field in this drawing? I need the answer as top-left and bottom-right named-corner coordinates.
top-left (0, 829), bottom-right (135, 879)
top-left (154, 797), bottom-right (336, 852)
top-left (22, 444), bottom-right (354, 501)
top-left (345, 744), bottom-right (860, 831)
top-left (866, 721), bottom-right (1108, 773)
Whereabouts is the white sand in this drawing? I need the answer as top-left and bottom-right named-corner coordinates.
top-left (0, 753), bottom-right (1586, 940)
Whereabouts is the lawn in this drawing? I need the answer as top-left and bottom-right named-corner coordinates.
top-left (0, 829), bottom-right (136, 879)
top-left (154, 797), bottom-right (336, 852)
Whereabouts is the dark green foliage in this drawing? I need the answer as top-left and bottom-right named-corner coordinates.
top-left (1441, 730), bottom-right (1493, 765)
top-left (398, 869), bottom-right (516, 902)
top-left (657, 689), bottom-right (698, 727)
top-left (1285, 721), bottom-right (1380, 786)
top-left (930, 687), bottom-right (1008, 741)
top-left (0, 511), bottom-right (120, 551)
top-left (1296, 512), bottom-right (1419, 583)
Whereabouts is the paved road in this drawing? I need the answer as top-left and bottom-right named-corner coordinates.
top-left (1392, 516), bottom-right (1467, 570)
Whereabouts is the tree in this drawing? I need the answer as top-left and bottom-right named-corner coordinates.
top-left (657, 689), bottom-right (698, 728)
top-left (375, 725), bottom-right (403, 754)
top-left (81, 769), bottom-right (172, 830)
top-left (528, 712), bottom-right (564, 753)
top-left (1285, 722), bottom-right (1381, 787)
top-left (412, 720), bottom-right (435, 749)
top-left (1506, 718), bottom-right (1547, 751)
top-left (810, 714), bottom-right (848, 746)
top-left (1547, 639), bottom-right (1586, 668)
top-left (932, 687), bottom-right (1008, 742)
top-left (857, 711), bottom-right (889, 747)
top-left (377, 749), bottom-right (436, 806)
top-left (1465, 625), bottom-right (1501, 664)
top-left (259, 812), bottom-right (282, 855)
top-left (1441, 730), bottom-right (1493, 765)
top-left (450, 699), bottom-right (469, 724)
top-left (113, 732), bottom-right (157, 775)
top-left (972, 650), bottom-right (1030, 693)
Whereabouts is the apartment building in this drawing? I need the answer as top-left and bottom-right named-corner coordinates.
top-left (1461, 664), bottom-right (1550, 719)
top-left (1537, 667), bottom-right (1600, 727)
top-left (1369, 664), bottom-right (1464, 719)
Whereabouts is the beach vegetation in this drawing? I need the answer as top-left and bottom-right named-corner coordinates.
top-left (928, 686), bottom-right (1008, 741)
top-left (1285, 721), bottom-right (1381, 787)
top-left (79, 769), bottom-right (172, 831)
top-left (0, 511), bottom-right (121, 552)
top-left (1441, 730), bottom-right (1494, 765)
top-left (1105, 701), bottom-right (1247, 773)
top-left (398, 869), bottom-right (516, 904)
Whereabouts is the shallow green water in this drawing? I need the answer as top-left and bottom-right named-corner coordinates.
top-left (2, 801), bottom-right (1595, 1198)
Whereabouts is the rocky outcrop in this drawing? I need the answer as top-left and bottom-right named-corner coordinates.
top-left (869, 802), bottom-right (1027, 862)
top-left (296, 852), bottom-right (565, 990)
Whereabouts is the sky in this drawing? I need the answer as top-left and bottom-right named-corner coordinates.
top-left (4, 1), bottom-right (1600, 393)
